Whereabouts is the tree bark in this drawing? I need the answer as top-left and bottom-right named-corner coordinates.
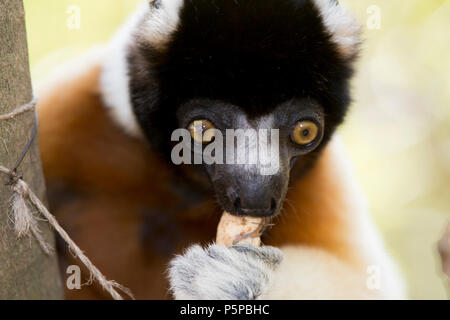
top-left (0, 0), bottom-right (63, 299)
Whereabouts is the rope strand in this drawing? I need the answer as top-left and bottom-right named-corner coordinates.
top-left (0, 97), bottom-right (37, 120)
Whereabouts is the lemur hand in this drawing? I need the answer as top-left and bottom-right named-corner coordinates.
top-left (168, 244), bottom-right (283, 300)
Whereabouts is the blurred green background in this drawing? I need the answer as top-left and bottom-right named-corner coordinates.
top-left (23, 0), bottom-right (450, 299)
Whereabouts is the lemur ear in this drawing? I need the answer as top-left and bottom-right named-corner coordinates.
top-left (312, 0), bottom-right (362, 59)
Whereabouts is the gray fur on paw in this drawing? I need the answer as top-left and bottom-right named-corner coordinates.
top-left (168, 244), bottom-right (283, 300)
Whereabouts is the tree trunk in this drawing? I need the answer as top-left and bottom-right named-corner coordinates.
top-left (0, 0), bottom-right (63, 299)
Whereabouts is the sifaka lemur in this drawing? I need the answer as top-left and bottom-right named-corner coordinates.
top-left (36, 0), bottom-right (406, 299)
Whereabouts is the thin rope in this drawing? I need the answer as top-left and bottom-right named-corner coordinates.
top-left (0, 99), bottom-right (134, 300)
top-left (0, 97), bottom-right (37, 120)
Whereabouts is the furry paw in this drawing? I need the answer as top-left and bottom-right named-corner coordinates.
top-left (168, 244), bottom-right (283, 300)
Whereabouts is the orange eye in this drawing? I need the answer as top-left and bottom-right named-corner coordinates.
top-left (292, 120), bottom-right (319, 145)
top-left (188, 120), bottom-right (216, 144)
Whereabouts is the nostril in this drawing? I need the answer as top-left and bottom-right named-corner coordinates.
top-left (230, 195), bottom-right (277, 217)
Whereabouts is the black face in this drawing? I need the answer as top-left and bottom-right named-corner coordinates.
top-left (128, 0), bottom-right (358, 217)
top-left (176, 98), bottom-right (324, 217)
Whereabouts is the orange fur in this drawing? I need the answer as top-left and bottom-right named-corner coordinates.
top-left (268, 146), bottom-right (360, 264)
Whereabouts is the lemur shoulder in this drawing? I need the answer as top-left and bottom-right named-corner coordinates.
top-left (36, 0), bottom-right (406, 299)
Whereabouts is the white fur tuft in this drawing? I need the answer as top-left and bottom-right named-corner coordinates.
top-left (100, 3), bottom-right (148, 137)
top-left (312, 0), bottom-right (361, 58)
top-left (142, 0), bottom-right (184, 47)
top-left (100, 1), bottom-right (184, 137)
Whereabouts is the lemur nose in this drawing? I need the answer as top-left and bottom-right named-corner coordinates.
top-left (232, 195), bottom-right (277, 218)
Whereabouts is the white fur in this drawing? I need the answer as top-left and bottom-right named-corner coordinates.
top-left (312, 0), bottom-right (361, 58)
top-left (142, 0), bottom-right (184, 47)
top-left (265, 246), bottom-right (377, 299)
top-left (100, 3), bottom-right (148, 137)
top-left (100, 1), bottom-right (184, 137)
top-left (265, 245), bottom-right (405, 299)
top-left (169, 244), bottom-right (282, 300)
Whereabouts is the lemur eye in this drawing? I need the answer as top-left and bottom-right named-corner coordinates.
top-left (291, 120), bottom-right (319, 146)
top-left (188, 120), bottom-right (216, 144)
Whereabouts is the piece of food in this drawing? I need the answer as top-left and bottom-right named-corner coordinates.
top-left (216, 211), bottom-right (266, 247)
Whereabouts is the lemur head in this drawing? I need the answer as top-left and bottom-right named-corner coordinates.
top-left (101, 0), bottom-right (361, 218)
